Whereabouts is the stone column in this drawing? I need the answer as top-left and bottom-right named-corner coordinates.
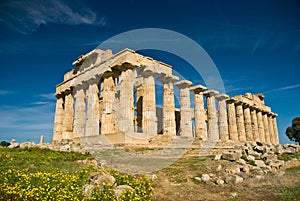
top-left (118, 68), bottom-right (135, 133)
top-left (262, 112), bottom-right (270, 144)
top-left (73, 87), bottom-right (86, 138)
top-left (62, 89), bottom-right (74, 140)
top-left (256, 109), bottom-right (265, 142)
top-left (203, 90), bottom-right (219, 141)
top-left (53, 94), bottom-right (64, 142)
top-left (272, 114), bottom-right (279, 144)
top-left (227, 99), bottom-right (238, 141)
top-left (136, 77), bottom-right (143, 133)
top-left (140, 68), bottom-right (157, 136)
top-left (85, 80), bottom-right (100, 136)
top-left (158, 74), bottom-right (179, 137)
top-left (175, 80), bottom-right (193, 137)
top-left (190, 85), bottom-right (207, 140)
top-left (268, 114), bottom-right (275, 144)
top-left (244, 104), bottom-right (253, 141)
top-left (250, 106), bottom-right (259, 141)
top-left (236, 102), bottom-right (246, 142)
top-left (216, 94), bottom-right (230, 142)
top-left (101, 72), bottom-right (117, 134)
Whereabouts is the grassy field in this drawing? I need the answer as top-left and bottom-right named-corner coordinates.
top-left (0, 147), bottom-right (299, 201)
top-left (0, 147), bottom-right (153, 201)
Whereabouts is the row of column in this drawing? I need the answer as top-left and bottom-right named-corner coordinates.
top-left (53, 69), bottom-right (279, 145)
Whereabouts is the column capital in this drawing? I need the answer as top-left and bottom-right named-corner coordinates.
top-left (175, 80), bottom-right (192, 89)
top-left (140, 67), bottom-right (158, 77)
top-left (226, 98), bottom-right (237, 104)
top-left (203, 90), bottom-right (219, 97)
top-left (190, 84), bottom-right (207, 94)
top-left (215, 94), bottom-right (229, 101)
top-left (250, 105), bottom-right (259, 110)
top-left (102, 69), bottom-right (119, 79)
top-left (158, 73), bottom-right (179, 84)
top-left (55, 93), bottom-right (63, 99)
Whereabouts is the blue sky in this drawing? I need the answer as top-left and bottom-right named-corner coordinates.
top-left (0, 0), bottom-right (299, 143)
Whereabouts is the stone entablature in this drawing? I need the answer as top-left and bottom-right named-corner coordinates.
top-left (53, 48), bottom-right (279, 145)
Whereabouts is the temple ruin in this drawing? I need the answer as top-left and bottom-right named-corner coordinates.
top-left (52, 48), bottom-right (279, 145)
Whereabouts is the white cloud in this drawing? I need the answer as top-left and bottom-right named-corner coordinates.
top-left (0, 90), bottom-right (14, 95)
top-left (0, 104), bottom-right (54, 130)
top-left (0, 0), bottom-right (106, 34)
top-left (39, 93), bottom-right (56, 100)
top-left (264, 84), bottom-right (300, 94)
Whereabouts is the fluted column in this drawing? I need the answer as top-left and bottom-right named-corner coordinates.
top-left (216, 94), bottom-right (229, 142)
top-left (175, 80), bottom-right (193, 137)
top-left (136, 78), bottom-right (143, 133)
top-left (190, 85), bottom-right (207, 140)
top-left (85, 80), bottom-right (100, 136)
top-left (101, 71), bottom-right (118, 134)
top-left (227, 99), bottom-right (238, 141)
top-left (272, 114), bottom-right (279, 144)
top-left (140, 68), bottom-right (157, 136)
top-left (158, 74), bottom-right (179, 137)
top-left (203, 90), bottom-right (219, 140)
top-left (236, 102), bottom-right (246, 142)
top-left (118, 68), bottom-right (135, 133)
top-left (268, 114), bottom-right (275, 144)
top-left (256, 109), bottom-right (265, 142)
top-left (62, 89), bottom-right (74, 140)
top-left (73, 87), bottom-right (86, 138)
top-left (244, 104), bottom-right (253, 141)
top-left (262, 112), bottom-right (270, 144)
top-left (53, 94), bottom-right (64, 142)
top-left (250, 106), bottom-right (259, 141)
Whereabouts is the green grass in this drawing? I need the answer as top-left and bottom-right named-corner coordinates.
top-left (0, 147), bottom-right (154, 201)
top-left (278, 152), bottom-right (300, 161)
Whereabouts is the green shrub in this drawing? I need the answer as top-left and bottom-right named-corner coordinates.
top-left (0, 141), bottom-right (10, 147)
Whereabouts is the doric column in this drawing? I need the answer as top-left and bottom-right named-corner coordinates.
top-left (272, 114), bottom-right (279, 144)
top-left (135, 76), bottom-right (143, 133)
top-left (53, 94), bottom-right (64, 142)
top-left (175, 80), bottom-right (193, 137)
top-left (256, 109), bottom-right (265, 142)
top-left (203, 90), bottom-right (219, 140)
top-left (227, 98), bottom-right (238, 141)
top-left (244, 104), bottom-right (253, 141)
top-left (85, 80), bottom-right (100, 136)
top-left (216, 94), bottom-right (229, 142)
top-left (190, 85), bottom-right (207, 140)
top-left (158, 74), bottom-right (179, 137)
top-left (62, 89), bottom-right (74, 140)
top-left (73, 87), bottom-right (86, 138)
top-left (236, 102), bottom-right (246, 142)
top-left (250, 106), bottom-right (259, 141)
top-left (262, 112), bottom-right (270, 144)
top-left (118, 68), bottom-right (135, 133)
top-left (101, 72), bottom-right (118, 134)
top-left (268, 114), bottom-right (275, 144)
top-left (140, 68), bottom-right (157, 136)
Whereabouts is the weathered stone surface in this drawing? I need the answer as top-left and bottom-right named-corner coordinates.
top-left (201, 174), bottom-right (210, 182)
top-left (222, 151), bottom-right (242, 161)
top-left (52, 48), bottom-right (280, 146)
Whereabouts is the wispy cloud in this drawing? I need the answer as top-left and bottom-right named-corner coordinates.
top-left (0, 90), bottom-right (14, 96)
top-left (0, 104), bottom-right (54, 130)
top-left (264, 84), bottom-right (300, 94)
top-left (0, 0), bottom-right (106, 34)
top-left (39, 93), bottom-right (56, 100)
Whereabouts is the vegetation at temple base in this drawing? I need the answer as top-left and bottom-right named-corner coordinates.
top-left (0, 147), bottom-right (153, 201)
top-left (286, 117), bottom-right (300, 144)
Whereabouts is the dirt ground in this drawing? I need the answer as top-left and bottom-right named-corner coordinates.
top-left (151, 155), bottom-right (300, 201)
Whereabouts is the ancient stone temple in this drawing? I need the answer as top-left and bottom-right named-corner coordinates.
top-left (52, 48), bottom-right (279, 145)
